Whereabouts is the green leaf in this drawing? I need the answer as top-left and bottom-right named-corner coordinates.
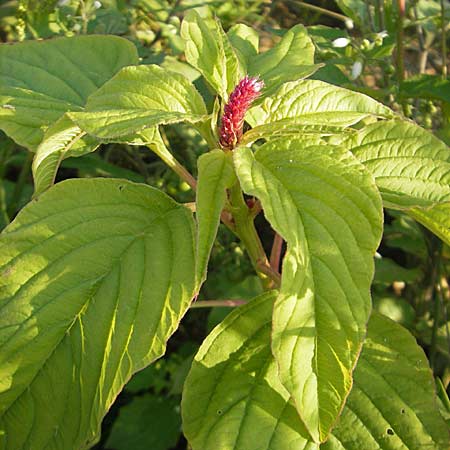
top-left (344, 120), bottom-right (450, 209)
top-left (0, 178), bottom-right (196, 449)
top-left (409, 203), bottom-right (450, 246)
top-left (227, 23), bottom-right (259, 70)
top-left (400, 74), bottom-right (450, 104)
top-left (335, 0), bottom-right (368, 26)
top-left (323, 313), bottom-right (449, 450)
top-left (196, 150), bottom-right (236, 286)
top-left (241, 118), bottom-right (352, 145)
top-left (183, 294), bottom-right (448, 450)
top-left (182, 291), bottom-right (318, 450)
top-left (247, 79), bottom-right (394, 128)
top-left (248, 25), bottom-right (319, 95)
top-left (234, 140), bottom-right (383, 442)
top-left (69, 65), bottom-right (208, 139)
top-left (32, 114), bottom-right (99, 196)
top-left (180, 10), bottom-right (243, 98)
top-left (0, 35), bottom-right (138, 150)
top-left (106, 395), bottom-right (180, 450)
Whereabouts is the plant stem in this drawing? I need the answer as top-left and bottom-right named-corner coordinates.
top-left (429, 237), bottom-right (443, 370)
top-left (285, 0), bottom-right (351, 24)
top-left (395, 0), bottom-right (405, 85)
top-left (7, 151), bottom-right (32, 218)
top-left (190, 299), bottom-right (247, 308)
top-left (270, 233), bottom-right (283, 272)
top-left (147, 142), bottom-right (197, 190)
top-left (229, 181), bottom-right (280, 288)
top-left (441, 0), bottom-right (448, 79)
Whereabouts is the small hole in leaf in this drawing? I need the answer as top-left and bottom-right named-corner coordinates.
top-left (387, 428), bottom-right (394, 436)
top-left (217, 410), bottom-right (222, 415)
top-left (401, 409), bottom-right (405, 414)
top-left (118, 185), bottom-right (124, 191)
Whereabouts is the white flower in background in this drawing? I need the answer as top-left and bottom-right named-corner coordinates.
top-left (345, 19), bottom-right (354, 30)
top-left (351, 60), bottom-right (363, 79)
top-left (332, 37), bottom-right (351, 48)
top-left (94, 0), bottom-right (102, 8)
top-left (378, 30), bottom-right (389, 39)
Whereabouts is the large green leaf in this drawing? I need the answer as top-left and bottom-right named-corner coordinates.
top-left (180, 10), bottom-right (243, 99)
top-left (32, 114), bottom-right (99, 196)
top-left (0, 178), bottom-right (196, 449)
top-left (234, 140), bottom-right (383, 442)
top-left (344, 120), bottom-right (450, 209)
top-left (0, 35), bottom-right (138, 150)
top-left (183, 293), bottom-right (448, 450)
top-left (196, 150), bottom-right (236, 286)
top-left (248, 25), bottom-right (319, 95)
top-left (323, 312), bottom-right (449, 449)
top-left (409, 203), bottom-right (450, 246)
top-left (241, 118), bottom-right (352, 145)
top-left (69, 65), bottom-right (208, 140)
top-left (247, 79), bottom-right (394, 129)
top-left (182, 291), bottom-right (318, 450)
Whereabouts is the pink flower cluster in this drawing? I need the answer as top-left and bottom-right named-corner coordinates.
top-left (219, 75), bottom-right (264, 150)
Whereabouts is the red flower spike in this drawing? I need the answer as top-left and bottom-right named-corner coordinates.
top-left (219, 76), bottom-right (264, 150)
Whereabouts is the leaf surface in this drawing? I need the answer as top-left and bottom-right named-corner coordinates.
top-left (247, 79), bottom-right (394, 128)
top-left (0, 35), bottom-right (138, 149)
top-left (196, 150), bottom-right (236, 286)
top-left (32, 114), bottom-right (99, 196)
top-left (69, 65), bottom-right (208, 139)
top-left (227, 24), bottom-right (259, 70)
top-left (0, 178), bottom-right (196, 449)
top-left (248, 25), bottom-right (318, 95)
top-left (182, 291), bottom-right (318, 450)
top-left (323, 313), bottom-right (449, 450)
top-left (184, 294), bottom-right (447, 450)
top-left (234, 139), bottom-right (383, 442)
top-left (181, 10), bottom-right (243, 98)
top-left (344, 120), bottom-right (450, 209)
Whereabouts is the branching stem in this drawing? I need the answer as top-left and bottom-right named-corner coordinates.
top-left (190, 299), bottom-right (247, 308)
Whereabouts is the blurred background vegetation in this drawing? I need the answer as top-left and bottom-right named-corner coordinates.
top-left (0, 1), bottom-right (449, 448)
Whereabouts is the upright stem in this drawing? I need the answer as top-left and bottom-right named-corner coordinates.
top-left (229, 181), bottom-right (279, 288)
top-left (395, 0), bottom-right (405, 85)
top-left (441, 0), bottom-right (448, 79)
top-left (429, 237), bottom-right (443, 370)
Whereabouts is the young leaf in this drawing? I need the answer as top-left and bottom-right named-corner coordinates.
top-left (181, 10), bottom-right (243, 99)
top-left (196, 150), bottom-right (236, 286)
top-left (0, 178), bottom-right (196, 449)
top-left (248, 25), bottom-right (318, 95)
top-left (247, 79), bottom-right (394, 129)
top-left (69, 65), bottom-right (208, 139)
top-left (0, 35), bottom-right (138, 150)
top-left (227, 23), bottom-right (259, 70)
top-left (182, 291), bottom-right (318, 450)
top-left (32, 114), bottom-right (99, 196)
top-left (323, 313), bottom-right (449, 450)
top-left (234, 140), bottom-right (383, 442)
top-left (343, 119), bottom-right (450, 209)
